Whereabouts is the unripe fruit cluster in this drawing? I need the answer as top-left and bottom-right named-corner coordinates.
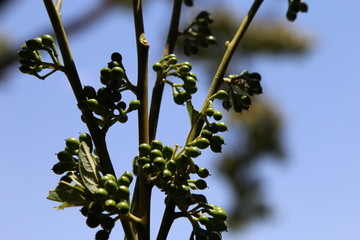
top-left (80, 52), bottom-right (140, 127)
top-left (80, 171), bottom-right (133, 239)
top-left (222, 70), bottom-right (262, 113)
top-left (18, 35), bottom-right (58, 77)
top-left (52, 133), bottom-right (93, 175)
top-left (182, 11), bottom-right (216, 56)
top-left (191, 205), bottom-right (228, 240)
top-left (286, 0), bottom-right (308, 22)
top-left (152, 54), bottom-right (198, 105)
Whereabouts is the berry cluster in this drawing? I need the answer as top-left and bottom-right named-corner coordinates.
top-left (222, 70), bottom-right (262, 113)
top-left (181, 11), bottom-right (217, 56)
top-left (80, 171), bottom-right (133, 240)
top-left (286, 0), bottom-right (308, 21)
top-left (153, 54), bottom-right (198, 105)
top-left (134, 137), bottom-right (228, 237)
top-left (52, 133), bottom-right (93, 175)
top-left (79, 52), bottom-right (139, 129)
top-left (189, 204), bottom-right (228, 240)
top-left (18, 35), bottom-right (61, 79)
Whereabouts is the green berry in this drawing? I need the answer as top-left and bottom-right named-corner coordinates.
top-left (79, 132), bottom-right (92, 150)
top-left (83, 85), bottom-right (97, 99)
top-left (26, 37), bottom-right (43, 50)
top-left (142, 163), bottom-right (154, 174)
top-left (184, 76), bottom-right (196, 87)
top-left (94, 188), bottom-right (109, 202)
top-left (215, 122), bottom-right (228, 132)
top-left (52, 162), bottom-right (67, 175)
top-left (41, 35), bottom-right (54, 48)
top-left (104, 199), bottom-right (117, 212)
top-left (111, 67), bottom-right (124, 79)
top-left (100, 216), bottom-right (115, 231)
top-left (88, 201), bottom-right (103, 214)
top-left (206, 107), bottom-right (215, 117)
top-left (100, 67), bottom-right (112, 79)
top-left (118, 114), bottom-right (128, 123)
top-left (151, 140), bottom-right (163, 150)
top-left (199, 214), bottom-right (209, 225)
top-left (201, 129), bottom-right (213, 140)
top-left (152, 62), bottom-right (163, 72)
top-left (166, 159), bottom-right (177, 172)
top-left (209, 206), bottom-right (228, 221)
top-left (211, 135), bottom-right (225, 145)
top-left (104, 180), bottom-right (118, 194)
top-left (214, 90), bottom-right (228, 100)
top-left (101, 174), bottom-right (117, 184)
top-left (117, 175), bottom-right (130, 187)
top-left (150, 149), bottom-right (163, 160)
top-left (185, 146), bottom-right (201, 158)
top-left (162, 145), bottom-right (174, 159)
top-left (116, 185), bottom-right (130, 200)
top-left (194, 179), bottom-right (207, 190)
top-left (195, 137), bottom-right (210, 149)
top-left (87, 98), bottom-right (99, 110)
top-left (153, 157), bottom-right (166, 170)
top-left (65, 137), bottom-right (80, 151)
top-left (95, 230), bottom-right (109, 240)
top-left (122, 171), bottom-right (133, 183)
top-left (86, 214), bottom-right (100, 228)
top-left (213, 111), bottom-right (223, 121)
top-left (116, 201), bottom-right (130, 215)
top-left (56, 150), bottom-right (73, 163)
top-left (162, 169), bottom-right (173, 181)
top-left (197, 168), bottom-right (210, 178)
top-left (128, 100), bottom-right (141, 111)
top-left (111, 52), bottom-right (122, 62)
top-left (137, 156), bottom-right (150, 166)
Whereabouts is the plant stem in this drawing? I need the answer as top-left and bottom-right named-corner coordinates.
top-left (131, 0), bottom-right (151, 239)
top-left (149, 0), bottom-right (182, 141)
top-left (43, 0), bottom-right (115, 176)
top-left (186, 0), bottom-right (264, 143)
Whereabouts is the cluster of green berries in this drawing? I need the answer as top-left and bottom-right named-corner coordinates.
top-left (153, 54), bottom-right (198, 105)
top-left (79, 171), bottom-right (133, 240)
top-left (190, 204), bottom-right (228, 240)
top-left (18, 35), bottom-right (60, 79)
top-left (80, 52), bottom-right (140, 128)
top-left (52, 133), bottom-right (93, 175)
top-left (286, 0), bottom-right (308, 21)
top-left (182, 11), bottom-right (216, 56)
top-left (222, 70), bottom-right (262, 113)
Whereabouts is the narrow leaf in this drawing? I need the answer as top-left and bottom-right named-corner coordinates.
top-left (78, 141), bottom-right (100, 193)
top-left (186, 101), bottom-right (201, 127)
top-left (47, 181), bottom-right (88, 209)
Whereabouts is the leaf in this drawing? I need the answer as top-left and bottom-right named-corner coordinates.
top-left (47, 181), bottom-right (88, 209)
top-left (78, 141), bottom-right (100, 193)
top-left (186, 101), bottom-right (201, 127)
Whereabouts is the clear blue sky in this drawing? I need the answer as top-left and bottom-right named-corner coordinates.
top-left (0, 1), bottom-right (359, 240)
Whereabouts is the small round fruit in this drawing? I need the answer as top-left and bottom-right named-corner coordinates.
top-left (194, 179), bottom-right (208, 190)
top-left (41, 35), bottom-right (54, 47)
top-left (153, 157), bottom-right (166, 170)
top-left (95, 229), bottom-right (110, 240)
top-left (214, 90), bottom-right (228, 100)
top-left (206, 107), bottom-right (215, 117)
top-left (104, 180), bottom-right (118, 194)
top-left (199, 214), bottom-right (209, 225)
top-left (209, 207), bottom-right (228, 221)
top-left (94, 188), bottom-right (109, 202)
top-left (116, 201), bottom-right (130, 215)
top-left (116, 185), bottom-right (130, 200)
top-left (117, 175), bottom-right (130, 187)
top-left (166, 159), bottom-right (177, 172)
top-left (100, 67), bottom-right (112, 79)
top-left (52, 162), bottom-right (68, 175)
top-left (213, 111), bottom-right (223, 121)
top-left (101, 174), bottom-right (116, 185)
top-left (197, 168), bottom-right (210, 178)
top-left (137, 156), bottom-right (150, 166)
top-left (139, 143), bottom-right (151, 156)
top-left (111, 52), bottom-right (122, 62)
top-left (65, 137), bottom-right (80, 151)
top-left (86, 214), bottom-right (100, 228)
top-left (56, 150), bottom-right (73, 163)
top-left (122, 171), bottom-right (133, 183)
top-left (162, 169), bottom-right (173, 181)
top-left (214, 122), bottom-right (228, 132)
top-left (195, 137), bottom-right (210, 149)
top-left (162, 145), bottom-right (174, 159)
top-left (88, 201), bottom-right (103, 215)
top-left (80, 206), bottom-right (89, 217)
top-left (142, 163), bottom-right (154, 175)
top-left (150, 149), bottom-right (163, 160)
top-left (151, 140), bottom-right (163, 150)
top-left (152, 62), bottom-right (163, 72)
top-left (104, 199), bottom-right (117, 212)
top-left (128, 100), bottom-right (140, 111)
top-left (100, 216), bottom-right (115, 231)
top-left (185, 146), bottom-right (201, 158)
top-left (111, 67), bottom-right (124, 79)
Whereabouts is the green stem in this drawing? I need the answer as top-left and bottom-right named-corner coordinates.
top-left (131, 0), bottom-right (151, 240)
top-left (186, 0), bottom-right (264, 143)
top-left (43, 0), bottom-right (115, 176)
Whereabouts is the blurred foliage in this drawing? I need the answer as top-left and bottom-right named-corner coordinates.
top-left (0, 0), bottom-right (311, 233)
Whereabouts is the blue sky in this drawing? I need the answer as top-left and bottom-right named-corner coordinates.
top-left (0, 1), bottom-right (359, 240)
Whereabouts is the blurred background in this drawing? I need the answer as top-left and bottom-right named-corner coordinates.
top-left (0, 0), bottom-right (359, 239)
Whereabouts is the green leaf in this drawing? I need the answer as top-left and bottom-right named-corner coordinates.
top-left (78, 141), bottom-right (100, 193)
top-left (47, 181), bottom-right (88, 209)
top-left (186, 101), bottom-right (201, 127)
